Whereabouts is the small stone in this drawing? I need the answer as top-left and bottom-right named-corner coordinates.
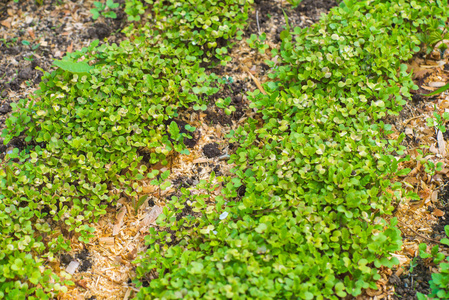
top-left (0, 103), bottom-right (11, 114)
top-left (18, 67), bottom-right (33, 80)
top-left (65, 261), bottom-right (80, 275)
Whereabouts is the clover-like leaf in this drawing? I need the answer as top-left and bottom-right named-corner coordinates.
top-left (53, 60), bottom-right (94, 74)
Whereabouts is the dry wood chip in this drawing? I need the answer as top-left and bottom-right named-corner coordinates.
top-left (422, 85), bottom-right (437, 91)
top-left (405, 127), bottom-right (414, 135)
top-left (429, 81), bottom-right (447, 87)
top-left (27, 28), bottom-right (35, 39)
top-left (113, 206), bottom-right (127, 236)
top-left (408, 199), bottom-right (425, 210)
top-left (193, 158), bottom-right (210, 164)
top-left (417, 227), bottom-right (433, 232)
top-left (431, 190), bottom-right (439, 202)
top-left (241, 64), bottom-right (266, 95)
top-left (123, 288), bottom-right (132, 300)
top-left (437, 130), bottom-right (447, 156)
top-left (395, 267), bottom-right (404, 277)
top-left (99, 237), bottom-right (115, 245)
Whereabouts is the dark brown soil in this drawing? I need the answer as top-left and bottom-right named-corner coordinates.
top-left (76, 248), bottom-right (93, 272)
top-left (295, 0), bottom-right (339, 23)
top-left (432, 182), bottom-right (449, 239)
top-left (165, 119), bottom-right (199, 149)
top-left (203, 142), bottom-right (222, 158)
top-left (391, 257), bottom-right (432, 299)
top-left (59, 248), bottom-right (92, 272)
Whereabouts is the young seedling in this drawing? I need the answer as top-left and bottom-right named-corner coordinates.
top-left (91, 0), bottom-right (119, 20)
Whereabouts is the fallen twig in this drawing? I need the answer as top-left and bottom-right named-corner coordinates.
top-left (397, 220), bottom-right (447, 246)
top-left (240, 64), bottom-right (267, 95)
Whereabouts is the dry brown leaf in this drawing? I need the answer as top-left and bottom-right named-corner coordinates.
top-left (405, 127), bottom-right (414, 135)
top-left (409, 199), bottom-right (425, 209)
top-left (418, 189), bottom-right (431, 200)
top-left (75, 279), bottom-right (89, 289)
top-left (27, 28), bottom-right (35, 39)
top-left (433, 208), bottom-right (445, 217)
top-left (409, 162), bottom-right (422, 176)
top-left (404, 176), bottom-right (419, 185)
top-left (365, 288), bottom-right (382, 296)
top-left (430, 143), bottom-right (439, 154)
top-left (113, 206), bottom-right (127, 236)
top-left (117, 197), bottom-right (128, 205)
top-left (0, 18), bottom-right (12, 29)
top-left (126, 247), bottom-right (138, 261)
top-left (139, 205), bottom-right (163, 233)
top-left (141, 185), bottom-right (155, 194)
top-left (67, 42), bottom-right (73, 53)
top-left (404, 247), bottom-right (416, 256)
top-left (414, 68), bottom-right (433, 80)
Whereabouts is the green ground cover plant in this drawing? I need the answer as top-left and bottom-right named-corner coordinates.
top-left (2, 0), bottom-right (449, 298)
top-left (0, 0), bottom-right (251, 298)
top-left (90, 0), bottom-right (120, 20)
top-left (417, 225), bottom-right (449, 299)
top-left (132, 0), bottom-right (449, 299)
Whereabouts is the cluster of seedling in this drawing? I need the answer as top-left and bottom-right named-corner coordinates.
top-left (2, 0), bottom-right (449, 298)
top-left (0, 0), bottom-right (251, 298)
top-left (133, 0), bottom-right (449, 299)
